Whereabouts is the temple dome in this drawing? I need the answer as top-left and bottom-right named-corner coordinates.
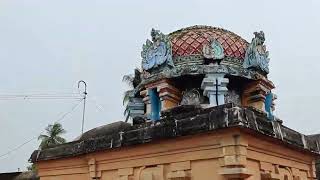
top-left (169, 25), bottom-right (248, 60)
top-left (75, 121), bottom-right (131, 141)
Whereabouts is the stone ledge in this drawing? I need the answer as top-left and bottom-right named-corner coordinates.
top-left (29, 104), bottom-right (320, 163)
top-left (218, 167), bottom-right (252, 179)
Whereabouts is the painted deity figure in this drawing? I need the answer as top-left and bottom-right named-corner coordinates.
top-left (202, 39), bottom-right (225, 61)
top-left (141, 29), bottom-right (174, 71)
top-left (243, 31), bottom-right (270, 74)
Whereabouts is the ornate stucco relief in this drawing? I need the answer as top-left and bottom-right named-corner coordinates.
top-left (243, 31), bottom-right (270, 74)
top-left (142, 29), bottom-right (174, 71)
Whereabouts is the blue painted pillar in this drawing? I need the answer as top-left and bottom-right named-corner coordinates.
top-left (265, 92), bottom-right (274, 120)
top-left (148, 89), bottom-right (161, 121)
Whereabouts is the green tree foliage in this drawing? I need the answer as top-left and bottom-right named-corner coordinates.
top-left (38, 122), bottom-right (66, 150)
top-left (27, 163), bottom-right (36, 171)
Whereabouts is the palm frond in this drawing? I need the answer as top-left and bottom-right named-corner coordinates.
top-left (39, 138), bottom-right (49, 150)
top-left (45, 124), bottom-right (53, 134)
top-left (132, 68), bottom-right (142, 88)
top-left (55, 136), bottom-right (66, 144)
top-left (38, 122), bottom-right (67, 150)
top-left (123, 105), bottom-right (129, 116)
top-left (122, 68), bottom-right (142, 123)
top-left (53, 123), bottom-right (66, 134)
top-left (123, 90), bottom-right (134, 105)
top-left (125, 113), bottom-right (130, 123)
top-left (38, 134), bottom-right (49, 140)
top-left (122, 74), bottom-right (134, 87)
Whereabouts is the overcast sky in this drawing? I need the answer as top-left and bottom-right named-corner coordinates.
top-left (0, 0), bottom-right (319, 172)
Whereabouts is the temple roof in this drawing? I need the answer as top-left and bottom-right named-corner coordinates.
top-left (30, 104), bottom-right (320, 163)
top-left (169, 25), bottom-right (248, 60)
top-left (75, 121), bottom-right (132, 141)
top-left (139, 25), bottom-right (261, 85)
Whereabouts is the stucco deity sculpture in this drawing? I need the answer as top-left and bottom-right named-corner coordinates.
top-left (243, 31), bottom-right (270, 74)
top-left (180, 88), bottom-right (202, 105)
top-left (202, 39), bottom-right (224, 61)
top-left (141, 29), bottom-right (174, 71)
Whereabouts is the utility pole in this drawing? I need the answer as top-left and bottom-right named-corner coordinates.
top-left (78, 80), bottom-right (87, 135)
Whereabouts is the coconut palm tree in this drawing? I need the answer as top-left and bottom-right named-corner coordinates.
top-left (38, 122), bottom-right (66, 150)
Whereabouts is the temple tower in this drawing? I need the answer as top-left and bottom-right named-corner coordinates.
top-left (30, 25), bottom-right (320, 180)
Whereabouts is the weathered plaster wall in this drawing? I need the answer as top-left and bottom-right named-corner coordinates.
top-left (245, 132), bottom-right (316, 179)
top-left (36, 128), bottom-right (317, 180)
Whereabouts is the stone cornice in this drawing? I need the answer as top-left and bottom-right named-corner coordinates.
top-left (29, 104), bottom-right (320, 163)
top-left (140, 64), bottom-right (260, 87)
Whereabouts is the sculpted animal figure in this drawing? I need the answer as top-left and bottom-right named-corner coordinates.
top-left (243, 31), bottom-right (270, 74)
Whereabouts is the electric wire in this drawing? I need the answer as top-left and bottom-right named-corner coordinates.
top-left (0, 99), bottom-right (84, 160)
top-left (0, 93), bottom-right (80, 96)
top-left (0, 93), bottom-right (82, 100)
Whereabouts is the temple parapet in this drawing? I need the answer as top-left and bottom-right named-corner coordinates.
top-left (30, 104), bottom-right (319, 180)
top-left (30, 104), bottom-right (320, 163)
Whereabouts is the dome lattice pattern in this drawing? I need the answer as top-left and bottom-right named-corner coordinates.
top-left (169, 26), bottom-right (248, 60)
